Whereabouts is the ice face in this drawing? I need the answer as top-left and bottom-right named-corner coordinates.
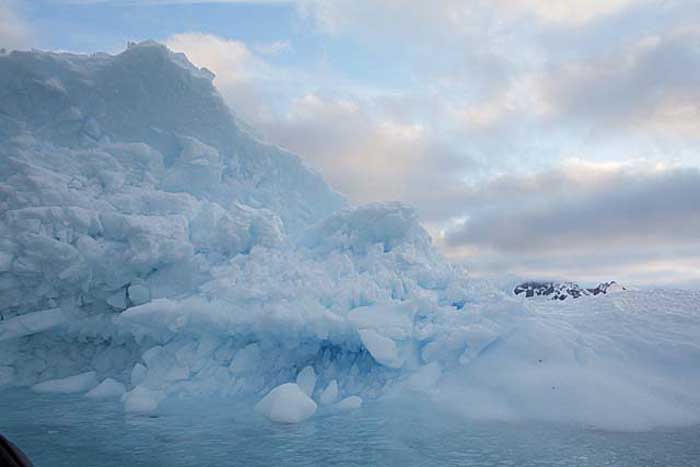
top-left (0, 308), bottom-right (66, 342)
top-left (1, 42), bottom-right (699, 430)
top-left (85, 378), bottom-right (126, 399)
top-left (0, 42), bottom-right (349, 395)
top-left (295, 366), bottom-right (317, 397)
top-left (357, 329), bottom-right (404, 369)
top-left (31, 372), bottom-right (98, 394)
top-left (319, 380), bottom-right (339, 406)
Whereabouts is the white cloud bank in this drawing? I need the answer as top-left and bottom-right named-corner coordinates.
top-left (0, 0), bottom-right (31, 50)
top-left (165, 32), bottom-right (476, 213)
top-left (165, 0), bottom-right (700, 287)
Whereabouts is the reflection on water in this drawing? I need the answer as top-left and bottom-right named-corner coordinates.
top-left (1, 389), bottom-right (698, 467)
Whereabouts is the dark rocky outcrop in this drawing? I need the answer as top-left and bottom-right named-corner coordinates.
top-left (514, 281), bottom-right (625, 300)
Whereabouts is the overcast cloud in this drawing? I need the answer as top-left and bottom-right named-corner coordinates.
top-left (446, 163), bottom-right (700, 249)
top-left (0, 1), bottom-right (31, 50)
top-left (10, 0), bottom-right (700, 287)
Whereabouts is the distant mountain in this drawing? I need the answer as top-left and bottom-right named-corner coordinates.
top-left (514, 281), bottom-right (625, 300)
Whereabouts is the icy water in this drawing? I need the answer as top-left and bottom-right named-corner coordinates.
top-left (1, 389), bottom-right (699, 467)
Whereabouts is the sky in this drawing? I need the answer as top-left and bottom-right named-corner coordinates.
top-left (2, 0), bottom-right (700, 288)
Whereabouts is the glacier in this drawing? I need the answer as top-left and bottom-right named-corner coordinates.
top-left (1, 42), bottom-right (699, 430)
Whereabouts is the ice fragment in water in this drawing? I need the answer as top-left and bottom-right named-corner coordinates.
top-left (255, 383), bottom-right (317, 423)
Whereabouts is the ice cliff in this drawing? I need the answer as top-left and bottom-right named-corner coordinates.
top-left (1, 42), bottom-right (699, 429)
top-left (0, 41), bottom-right (469, 408)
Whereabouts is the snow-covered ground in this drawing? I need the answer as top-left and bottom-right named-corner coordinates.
top-left (1, 42), bottom-right (699, 431)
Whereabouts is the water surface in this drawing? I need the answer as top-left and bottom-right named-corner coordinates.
top-left (1, 389), bottom-right (698, 467)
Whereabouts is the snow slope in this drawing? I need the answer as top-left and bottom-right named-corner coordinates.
top-left (434, 288), bottom-right (700, 430)
top-left (1, 43), bottom-right (699, 429)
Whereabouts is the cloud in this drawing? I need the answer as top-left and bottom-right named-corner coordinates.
top-left (160, 1), bottom-right (700, 287)
top-left (544, 28), bottom-right (700, 139)
top-left (293, 0), bottom-right (700, 179)
top-left (166, 33), bottom-right (254, 72)
top-left (165, 32), bottom-right (291, 125)
top-left (298, 0), bottom-right (635, 41)
top-left (442, 161), bottom-right (700, 285)
top-left (0, 0), bottom-right (31, 50)
top-left (165, 32), bottom-right (477, 220)
top-left (264, 92), bottom-right (477, 210)
top-left (50, 0), bottom-right (292, 4)
top-left (500, 0), bottom-right (636, 25)
top-left (254, 40), bottom-right (291, 56)
top-left (446, 161), bottom-right (700, 252)
top-left (405, 1), bottom-right (700, 175)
